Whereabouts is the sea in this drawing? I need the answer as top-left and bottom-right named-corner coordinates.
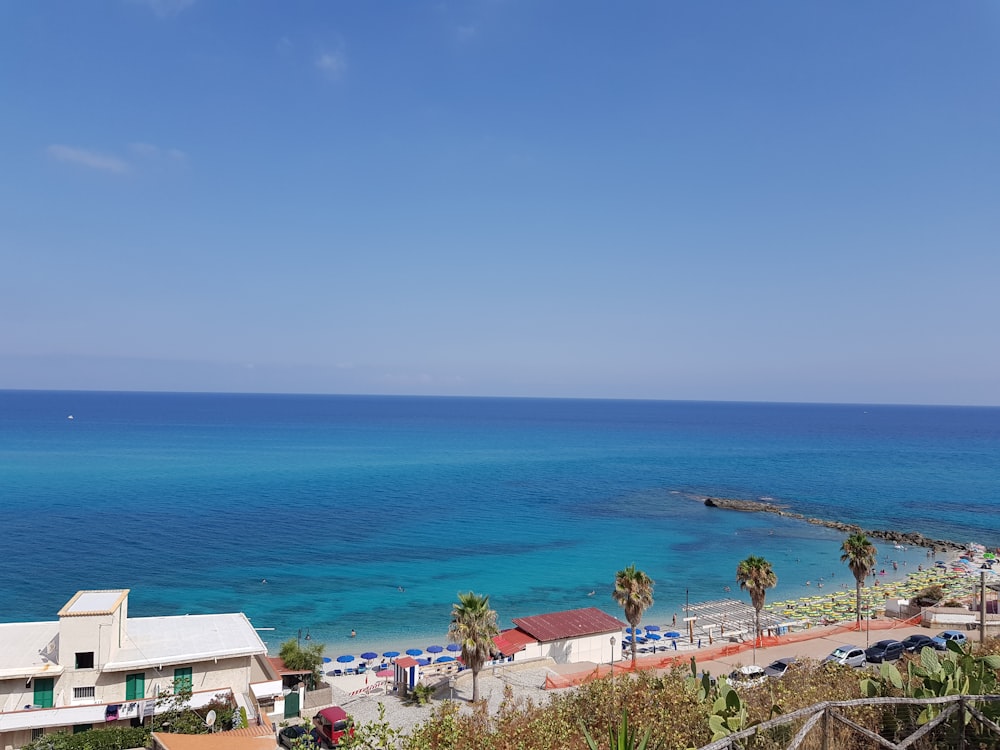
top-left (1, 390), bottom-right (997, 659)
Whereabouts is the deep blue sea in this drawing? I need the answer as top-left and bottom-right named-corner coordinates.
top-left (1, 391), bottom-right (997, 657)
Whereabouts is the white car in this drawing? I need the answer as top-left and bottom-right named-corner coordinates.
top-left (823, 645), bottom-right (867, 668)
top-left (728, 664), bottom-right (767, 687)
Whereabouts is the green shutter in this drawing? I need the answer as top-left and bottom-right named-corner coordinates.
top-left (173, 667), bottom-right (193, 694)
top-left (125, 673), bottom-right (145, 700)
top-left (33, 678), bottom-right (54, 708)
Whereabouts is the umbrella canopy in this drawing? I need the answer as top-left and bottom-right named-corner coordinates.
top-left (376, 668), bottom-right (393, 677)
top-left (426, 645), bottom-right (444, 654)
top-left (383, 651), bottom-right (400, 658)
top-left (435, 655), bottom-right (456, 662)
top-left (322, 657), bottom-right (332, 663)
top-left (406, 648), bottom-right (423, 656)
top-left (446, 643), bottom-right (462, 652)
top-left (336, 655), bottom-right (355, 664)
top-left (665, 631), bottom-right (681, 638)
top-left (360, 651), bottom-right (378, 660)
top-left (645, 633), bottom-right (662, 641)
top-left (644, 625), bottom-right (661, 631)
top-left (416, 658), bottom-right (431, 666)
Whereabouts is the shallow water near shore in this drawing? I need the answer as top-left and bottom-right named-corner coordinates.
top-left (1, 391), bottom-right (997, 657)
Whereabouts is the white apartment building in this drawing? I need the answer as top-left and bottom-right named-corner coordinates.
top-left (0, 590), bottom-right (277, 750)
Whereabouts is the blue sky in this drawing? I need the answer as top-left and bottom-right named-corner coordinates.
top-left (2, 1), bottom-right (998, 405)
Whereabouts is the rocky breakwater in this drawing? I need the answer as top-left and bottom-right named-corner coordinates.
top-left (702, 496), bottom-right (965, 552)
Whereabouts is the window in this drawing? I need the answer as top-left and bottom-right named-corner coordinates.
top-left (73, 686), bottom-right (96, 701)
top-left (125, 673), bottom-right (145, 700)
top-left (31, 729), bottom-right (44, 741)
top-left (34, 677), bottom-right (54, 708)
top-left (72, 724), bottom-right (92, 734)
top-left (75, 651), bottom-right (95, 669)
top-left (173, 667), bottom-right (193, 694)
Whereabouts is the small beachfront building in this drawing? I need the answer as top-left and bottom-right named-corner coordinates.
top-left (0, 589), bottom-right (278, 750)
top-left (508, 607), bottom-right (626, 665)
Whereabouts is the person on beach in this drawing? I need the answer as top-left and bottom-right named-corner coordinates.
top-left (350, 629), bottom-right (356, 638)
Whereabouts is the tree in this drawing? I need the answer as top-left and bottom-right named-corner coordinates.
top-left (735, 555), bottom-right (777, 645)
top-left (841, 532), bottom-right (878, 624)
top-left (448, 591), bottom-right (499, 703)
top-left (612, 564), bottom-right (655, 667)
top-left (279, 638), bottom-right (325, 689)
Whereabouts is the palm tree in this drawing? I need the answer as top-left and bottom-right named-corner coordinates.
top-left (612, 564), bottom-right (655, 667)
top-left (841, 532), bottom-right (878, 623)
top-left (735, 555), bottom-right (777, 645)
top-left (448, 591), bottom-right (499, 703)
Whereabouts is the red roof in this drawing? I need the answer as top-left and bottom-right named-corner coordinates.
top-left (492, 628), bottom-right (537, 656)
top-left (395, 656), bottom-right (419, 668)
top-left (511, 607), bottom-right (625, 642)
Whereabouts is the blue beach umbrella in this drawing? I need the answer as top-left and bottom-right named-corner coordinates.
top-left (322, 657), bottom-right (332, 663)
top-left (336, 654), bottom-right (355, 664)
top-left (645, 633), bottom-right (661, 641)
top-left (416, 658), bottom-right (431, 666)
top-left (383, 651), bottom-right (400, 659)
top-left (446, 643), bottom-right (462, 652)
top-left (406, 648), bottom-right (423, 656)
top-left (665, 631), bottom-right (681, 639)
top-left (644, 625), bottom-right (660, 632)
top-left (436, 655), bottom-right (456, 662)
top-left (426, 645), bottom-right (444, 655)
top-left (360, 651), bottom-right (378, 661)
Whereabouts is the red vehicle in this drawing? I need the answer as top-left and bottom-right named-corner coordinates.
top-left (312, 706), bottom-right (353, 748)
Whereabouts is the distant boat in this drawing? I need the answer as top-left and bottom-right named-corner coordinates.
top-left (67, 415), bottom-right (74, 420)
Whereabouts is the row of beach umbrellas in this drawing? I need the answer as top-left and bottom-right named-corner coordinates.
top-left (328, 643), bottom-right (463, 666)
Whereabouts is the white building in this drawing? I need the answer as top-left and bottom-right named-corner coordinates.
top-left (0, 589), bottom-right (278, 750)
top-left (507, 607), bottom-right (625, 665)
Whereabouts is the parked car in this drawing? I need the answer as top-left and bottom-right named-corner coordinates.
top-left (279, 725), bottom-right (313, 749)
top-left (822, 645), bottom-right (867, 668)
top-left (728, 665), bottom-right (768, 687)
top-left (313, 706), bottom-right (353, 748)
top-left (931, 630), bottom-right (968, 650)
top-left (763, 657), bottom-right (796, 678)
top-left (865, 639), bottom-right (904, 663)
top-left (900, 634), bottom-right (936, 653)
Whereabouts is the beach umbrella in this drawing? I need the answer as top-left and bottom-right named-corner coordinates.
top-left (406, 648), bottom-right (423, 656)
top-left (360, 651), bottom-right (378, 661)
top-left (383, 651), bottom-right (400, 659)
top-left (426, 645), bottom-right (444, 655)
top-left (336, 655), bottom-right (355, 664)
top-left (644, 625), bottom-right (660, 632)
top-left (376, 668), bottom-right (393, 678)
top-left (665, 631), bottom-right (681, 639)
top-left (416, 658), bottom-right (431, 666)
top-left (446, 643), bottom-right (462, 652)
top-left (436, 655), bottom-right (456, 662)
top-left (322, 657), bottom-right (332, 664)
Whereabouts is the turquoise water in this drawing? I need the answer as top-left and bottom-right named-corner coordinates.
top-left (1, 391), bottom-right (997, 657)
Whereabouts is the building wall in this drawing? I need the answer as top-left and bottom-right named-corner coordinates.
top-left (0, 656), bottom-right (255, 750)
top-left (538, 632), bottom-right (619, 664)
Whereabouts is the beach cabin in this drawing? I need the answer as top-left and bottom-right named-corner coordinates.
top-left (0, 589), bottom-right (277, 750)
top-left (509, 607), bottom-right (625, 665)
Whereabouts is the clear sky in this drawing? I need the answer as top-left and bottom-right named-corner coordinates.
top-left (2, 1), bottom-right (998, 405)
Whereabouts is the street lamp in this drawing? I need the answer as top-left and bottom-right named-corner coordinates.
top-left (609, 636), bottom-right (616, 673)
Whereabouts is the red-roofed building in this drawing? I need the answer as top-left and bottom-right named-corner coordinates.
top-left (507, 607), bottom-right (626, 665)
top-left (492, 628), bottom-right (537, 658)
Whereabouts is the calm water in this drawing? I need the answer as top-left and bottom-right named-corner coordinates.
top-left (1, 391), bottom-right (997, 656)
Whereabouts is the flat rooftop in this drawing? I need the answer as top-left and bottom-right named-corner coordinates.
top-left (58, 589), bottom-right (129, 617)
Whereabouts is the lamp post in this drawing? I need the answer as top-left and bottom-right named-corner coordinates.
top-left (609, 636), bottom-right (616, 674)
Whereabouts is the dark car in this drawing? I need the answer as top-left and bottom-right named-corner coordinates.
top-left (900, 634), bottom-right (936, 653)
top-left (763, 657), bottom-right (796, 678)
top-left (278, 725), bottom-right (311, 749)
top-left (865, 639), bottom-right (904, 663)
